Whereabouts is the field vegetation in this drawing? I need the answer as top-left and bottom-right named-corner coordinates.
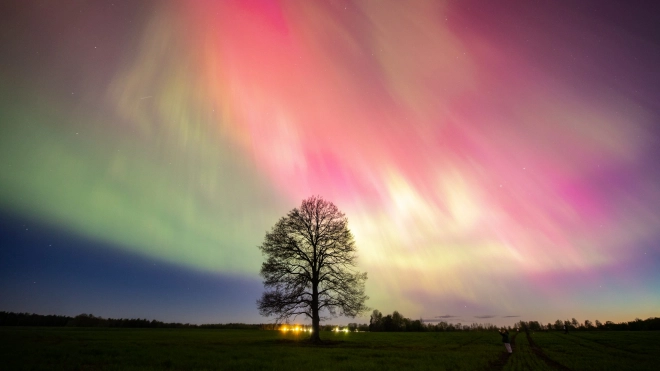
top-left (2, 326), bottom-right (659, 370)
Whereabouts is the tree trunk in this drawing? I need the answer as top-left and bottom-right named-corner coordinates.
top-left (310, 312), bottom-right (321, 343)
top-left (310, 279), bottom-right (321, 343)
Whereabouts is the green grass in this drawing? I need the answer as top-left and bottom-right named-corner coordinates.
top-left (503, 332), bottom-right (553, 371)
top-left (529, 331), bottom-right (660, 371)
top-left (0, 328), bottom-right (504, 370)
top-left (1, 328), bottom-right (659, 370)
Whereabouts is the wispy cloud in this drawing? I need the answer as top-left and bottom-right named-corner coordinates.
top-left (435, 315), bottom-right (457, 319)
top-left (474, 315), bottom-right (496, 319)
top-left (502, 315), bottom-right (520, 318)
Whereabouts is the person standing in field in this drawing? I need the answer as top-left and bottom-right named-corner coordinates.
top-left (499, 329), bottom-right (512, 354)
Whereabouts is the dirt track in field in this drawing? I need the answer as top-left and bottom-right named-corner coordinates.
top-left (486, 332), bottom-right (516, 371)
top-left (526, 331), bottom-right (573, 371)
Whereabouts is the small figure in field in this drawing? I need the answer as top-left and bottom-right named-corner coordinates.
top-left (499, 328), bottom-right (512, 354)
top-left (563, 325), bottom-right (568, 334)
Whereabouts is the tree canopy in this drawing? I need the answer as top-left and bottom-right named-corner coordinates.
top-left (257, 196), bottom-right (369, 342)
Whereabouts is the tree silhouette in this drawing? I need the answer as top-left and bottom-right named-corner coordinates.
top-left (391, 310), bottom-right (404, 331)
top-left (257, 196), bottom-right (369, 343)
top-left (369, 309), bottom-right (383, 331)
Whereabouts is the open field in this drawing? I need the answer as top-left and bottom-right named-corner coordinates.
top-left (1, 328), bottom-right (658, 370)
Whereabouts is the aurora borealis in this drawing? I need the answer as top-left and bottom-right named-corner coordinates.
top-left (1, 0), bottom-right (659, 325)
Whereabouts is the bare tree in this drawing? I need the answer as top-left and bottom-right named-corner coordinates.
top-left (257, 196), bottom-right (369, 343)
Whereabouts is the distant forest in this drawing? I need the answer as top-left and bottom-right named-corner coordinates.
top-left (366, 310), bottom-right (660, 332)
top-left (0, 312), bottom-right (262, 329)
top-left (1, 311), bottom-right (658, 331)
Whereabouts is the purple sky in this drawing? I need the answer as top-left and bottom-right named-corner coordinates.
top-left (1, 0), bottom-right (659, 326)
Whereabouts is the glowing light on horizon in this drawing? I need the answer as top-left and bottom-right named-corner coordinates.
top-left (280, 325), bottom-right (311, 333)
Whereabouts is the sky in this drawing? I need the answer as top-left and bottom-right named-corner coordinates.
top-left (1, 0), bottom-right (659, 326)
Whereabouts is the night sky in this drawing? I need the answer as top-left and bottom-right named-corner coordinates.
top-left (1, 0), bottom-right (659, 326)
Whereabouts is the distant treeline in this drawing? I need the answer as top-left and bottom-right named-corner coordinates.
top-left (366, 310), bottom-right (660, 332)
top-left (0, 312), bottom-right (264, 329)
top-left (516, 317), bottom-right (660, 332)
top-left (367, 309), bottom-right (499, 332)
top-left (2, 311), bottom-right (658, 331)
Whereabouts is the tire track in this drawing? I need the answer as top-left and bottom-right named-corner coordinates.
top-left (526, 331), bottom-right (573, 371)
top-left (486, 332), bottom-right (516, 371)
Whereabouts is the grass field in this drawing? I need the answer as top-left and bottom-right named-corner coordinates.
top-left (1, 328), bottom-right (658, 370)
